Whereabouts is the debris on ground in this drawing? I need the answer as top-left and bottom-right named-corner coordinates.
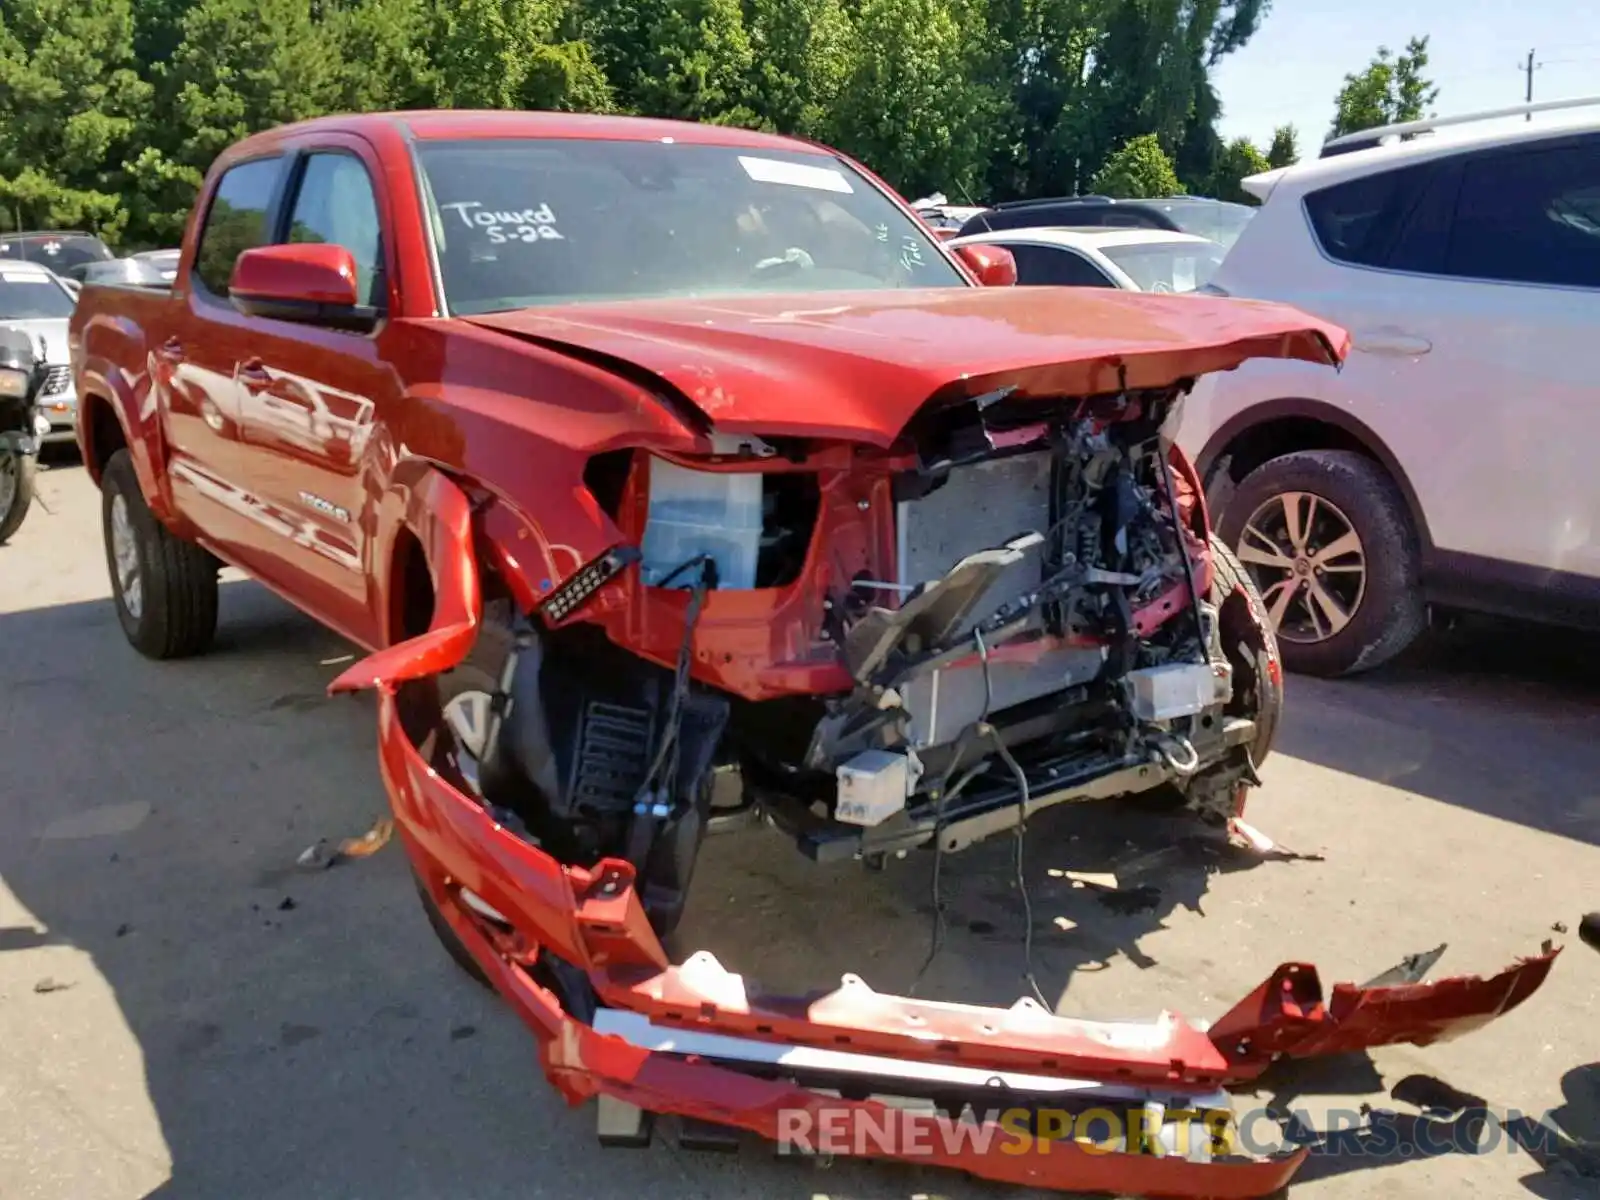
top-left (277, 897), bottom-right (297, 912)
top-left (115, 923), bottom-right (131, 938)
top-left (296, 816), bottom-right (394, 871)
top-left (1552, 920), bottom-right (1569, 934)
top-left (33, 978), bottom-right (72, 994)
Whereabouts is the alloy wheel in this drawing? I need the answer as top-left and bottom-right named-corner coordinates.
top-left (110, 492), bottom-right (144, 620)
top-left (443, 689), bottom-right (495, 795)
top-left (1235, 490), bottom-right (1366, 645)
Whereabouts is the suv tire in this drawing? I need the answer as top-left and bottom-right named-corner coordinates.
top-left (1218, 449), bottom-right (1424, 678)
top-left (102, 449), bottom-right (219, 659)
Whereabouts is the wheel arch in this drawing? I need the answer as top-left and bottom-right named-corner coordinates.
top-left (1193, 398), bottom-right (1433, 554)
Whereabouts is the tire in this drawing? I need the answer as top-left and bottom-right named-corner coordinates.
top-left (0, 450), bottom-right (35, 544)
top-left (1218, 449), bottom-right (1425, 678)
top-left (413, 871), bottom-right (494, 990)
top-left (430, 609), bottom-right (694, 944)
top-left (102, 450), bottom-right (219, 659)
top-left (1208, 532), bottom-right (1283, 767)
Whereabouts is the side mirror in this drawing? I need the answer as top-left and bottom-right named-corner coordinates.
top-left (953, 243), bottom-right (1018, 287)
top-left (230, 244), bottom-right (378, 332)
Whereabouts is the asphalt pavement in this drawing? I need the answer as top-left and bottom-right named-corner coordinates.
top-left (1, 454), bottom-right (1597, 1200)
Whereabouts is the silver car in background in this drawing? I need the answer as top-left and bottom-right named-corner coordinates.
top-left (0, 261), bottom-right (78, 443)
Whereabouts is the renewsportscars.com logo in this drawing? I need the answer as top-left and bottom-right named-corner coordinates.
top-left (773, 1103), bottom-right (1577, 1161)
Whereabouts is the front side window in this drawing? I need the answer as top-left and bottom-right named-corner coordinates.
top-left (194, 157), bottom-right (284, 296)
top-left (285, 153), bottom-right (385, 307)
top-left (0, 270), bottom-right (76, 319)
top-left (1100, 240), bottom-right (1226, 293)
top-left (413, 138), bottom-right (965, 315)
top-left (1445, 141), bottom-right (1600, 288)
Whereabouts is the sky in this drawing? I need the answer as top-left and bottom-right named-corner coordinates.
top-left (1212, 0), bottom-right (1598, 153)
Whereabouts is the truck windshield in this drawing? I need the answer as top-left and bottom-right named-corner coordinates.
top-left (0, 270), bottom-right (76, 319)
top-left (413, 138), bottom-right (966, 314)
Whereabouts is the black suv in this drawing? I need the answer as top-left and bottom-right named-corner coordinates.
top-left (0, 231), bottom-right (116, 275)
top-left (957, 196), bottom-right (1257, 248)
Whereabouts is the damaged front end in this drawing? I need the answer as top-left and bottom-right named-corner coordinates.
top-left (328, 308), bottom-right (1560, 1195)
top-left (346, 634), bottom-right (1559, 1197)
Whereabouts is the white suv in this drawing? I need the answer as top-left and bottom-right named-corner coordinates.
top-left (1179, 97), bottom-right (1600, 677)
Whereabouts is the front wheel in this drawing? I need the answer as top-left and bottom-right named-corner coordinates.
top-left (0, 449), bottom-right (36, 545)
top-left (102, 449), bottom-right (220, 659)
top-left (1209, 532), bottom-right (1283, 768)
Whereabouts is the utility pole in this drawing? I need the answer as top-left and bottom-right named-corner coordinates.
top-left (1521, 49), bottom-right (1540, 120)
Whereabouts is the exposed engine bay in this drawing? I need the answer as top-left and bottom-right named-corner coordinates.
top-left (431, 384), bottom-right (1268, 937)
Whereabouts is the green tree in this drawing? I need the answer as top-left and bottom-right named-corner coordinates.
top-left (160, 0), bottom-right (344, 170)
top-left (1077, 0), bottom-right (1272, 198)
top-left (324, 0), bottom-right (436, 113)
top-left (580, 0), bottom-right (751, 123)
top-left (741, 0), bottom-right (855, 137)
top-left (1089, 132), bottom-right (1182, 198)
top-left (425, 0), bottom-right (611, 112)
top-left (1328, 35), bottom-right (1438, 140)
top-left (827, 0), bottom-right (1003, 198)
top-left (1266, 123), bottom-right (1298, 168)
top-left (1205, 135), bottom-right (1269, 202)
top-left (0, 0), bottom-right (153, 238)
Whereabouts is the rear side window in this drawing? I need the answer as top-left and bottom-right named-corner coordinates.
top-left (1304, 161), bottom-right (1437, 268)
top-left (1006, 243), bottom-right (1118, 287)
top-left (1444, 141), bottom-right (1600, 288)
top-left (285, 153), bottom-right (386, 307)
top-left (194, 158), bottom-right (283, 296)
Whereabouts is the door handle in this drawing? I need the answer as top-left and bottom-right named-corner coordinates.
top-left (1352, 328), bottom-right (1432, 357)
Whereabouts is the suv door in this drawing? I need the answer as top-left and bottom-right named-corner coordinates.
top-left (1309, 134), bottom-right (1600, 587)
top-left (230, 140), bottom-right (396, 645)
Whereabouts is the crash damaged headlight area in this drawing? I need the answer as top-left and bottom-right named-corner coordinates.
top-left (332, 379), bottom-right (1561, 1199)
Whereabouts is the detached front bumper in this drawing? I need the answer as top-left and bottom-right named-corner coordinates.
top-left (331, 471), bottom-right (1559, 1199)
top-left (360, 682), bottom-right (1555, 1198)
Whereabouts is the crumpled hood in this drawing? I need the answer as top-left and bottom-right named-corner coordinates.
top-left (465, 287), bottom-right (1348, 446)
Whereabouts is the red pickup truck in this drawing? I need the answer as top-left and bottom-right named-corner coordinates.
top-left (68, 111), bottom-right (1557, 1197)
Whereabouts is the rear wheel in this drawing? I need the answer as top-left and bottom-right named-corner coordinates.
top-left (1218, 449), bottom-right (1425, 678)
top-left (102, 449), bottom-right (219, 659)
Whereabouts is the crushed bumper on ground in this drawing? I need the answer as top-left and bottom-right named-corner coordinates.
top-left (341, 670), bottom-right (1558, 1198)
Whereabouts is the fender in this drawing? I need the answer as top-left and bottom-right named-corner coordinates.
top-left (1192, 396), bottom-right (1434, 552)
top-left (78, 362), bottom-right (180, 525)
top-left (333, 465), bottom-right (480, 694)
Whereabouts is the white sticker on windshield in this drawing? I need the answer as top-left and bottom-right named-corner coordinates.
top-left (1, 271), bottom-right (51, 283)
top-left (738, 156), bottom-right (854, 194)
top-left (438, 200), bottom-right (565, 245)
